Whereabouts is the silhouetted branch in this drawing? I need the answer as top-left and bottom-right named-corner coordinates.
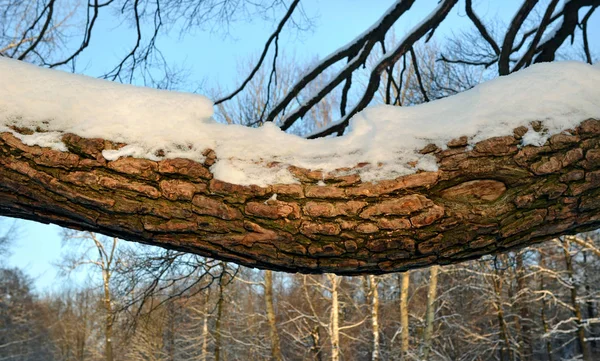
top-left (16, 0), bottom-right (55, 61)
top-left (465, 0), bottom-right (500, 56)
top-left (409, 47), bottom-right (430, 102)
top-left (438, 54), bottom-right (497, 68)
top-left (498, 0), bottom-right (538, 76)
top-left (534, 0), bottom-right (600, 64)
top-left (394, 54), bottom-right (407, 106)
top-left (258, 33), bottom-right (280, 123)
top-left (309, 0), bottom-right (457, 139)
top-left (268, 0), bottom-right (416, 129)
top-left (214, 0), bottom-right (300, 105)
top-left (49, 0), bottom-right (107, 68)
top-left (580, 5), bottom-right (598, 64)
top-left (513, 0), bottom-right (560, 71)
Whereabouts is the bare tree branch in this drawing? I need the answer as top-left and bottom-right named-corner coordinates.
top-left (513, 0), bottom-right (560, 71)
top-left (464, 0), bottom-right (500, 56)
top-left (15, 0), bottom-right (56, 61)
top-left (266, 0), bottom-right (417, 129)
top-left (409, 46), bottom-right (430, 102)
top-left (214, 0), bottom-right (300, 105)
top-left (498, 0), bottom-right (539, 76)
top-left (534, 0), bottom-right (600, 64)
top-left (309, 0), bottom-right (457, 139)
top-left (580, 5), bottom-right (598, 64)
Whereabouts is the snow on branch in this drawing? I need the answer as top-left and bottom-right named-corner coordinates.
top-left (1, 57), bottom-right (599, 186)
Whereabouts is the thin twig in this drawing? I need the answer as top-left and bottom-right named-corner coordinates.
top-left (409, 47), bottom-right (430, 102)
top-left (465, 0), bottom-right (500, 55)
top-left (270, 0), bottom-right (416, 128)
top-left (498, 0), bottom-right (539, 75)
top-left (214, 0), bottom-right (300, 105)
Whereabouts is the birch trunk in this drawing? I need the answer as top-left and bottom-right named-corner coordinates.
top-left (399, 271), bottom-right (410, 357)
top-left (214, 266), bottom-right (226, 361)
top-left (201, 292), bottom-right (210, 361)
top-left (327, 274), bottom-right (340, 361)
top-left (368, 275), bottom-right (380, 361)
top-left (515, 253), bottom-right (533, 361)
top-left (421, 265), bottom-right (438, 360)
top-left (102, 269), bottom-right (114, 361)
top-left (264, 270), bottom-right (283, 361)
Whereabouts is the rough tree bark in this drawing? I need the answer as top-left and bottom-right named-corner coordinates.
top-left (2, 118), bottom-right (600, 274)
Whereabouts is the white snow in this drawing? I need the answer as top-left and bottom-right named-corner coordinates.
top-left (1, 57), bottom-right (600, 186)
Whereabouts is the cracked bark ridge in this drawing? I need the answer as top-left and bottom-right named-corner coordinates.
top-left (2, 119), bottom-right (600, 275)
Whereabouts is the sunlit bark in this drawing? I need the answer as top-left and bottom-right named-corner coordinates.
top-left (2, 119), bottom-right (600, 274)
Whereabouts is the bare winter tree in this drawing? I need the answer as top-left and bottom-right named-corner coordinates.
top-left (60, 231), bottom-right (122, 361)
top-left (1, 0), bottom-right (600, 274)
top-left (0, 268), bottom-right (55, 361)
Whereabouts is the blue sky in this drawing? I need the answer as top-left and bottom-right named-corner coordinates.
top-left (4, 0), bottom-right (599, 291)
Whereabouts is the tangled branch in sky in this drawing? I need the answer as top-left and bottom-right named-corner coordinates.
top-left (1, 0), bottom-right (597, 137)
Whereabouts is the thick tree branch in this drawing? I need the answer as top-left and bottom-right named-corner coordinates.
top-left (534, 0), bottom-right (600, 64)
top-left (498, 0), bottom-right (539, 76)
top-left (2, 118), bottom-right (600, 275)
top-left (513, 0), bottom-right (559, 71)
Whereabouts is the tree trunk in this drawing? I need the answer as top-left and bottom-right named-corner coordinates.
top-left (583, 251), bottom-right (598, 352)
top-left (264, 270), bottom-right (283, 361)
top-left (327, 274), bottom-right (340, 361)
top-left (493, 272), bottom-right (513, 361)
top-left (98, 241), bottom-right (114, 361)
top-left (102, 272), bottom-right (113, 361)
top-left (562, 238), bottom-right (592, 361)
top-left (399, 271), bottom-right (410, 357)
top-left (167, 300), bottom-right (176, 361)
top-left (214, 268), bottom-right (225, 361)
top-left (515, 253), bottom-right (533, 361)
top-left (421, 265), bottom-right (439, 360)
top-left (539, 252), bottom-right (554, 361)
top-left (2, 119), bottom-right (600, 274)
top-left (368, 275), bottom-right (380, 361)
top-left (201, 292), bottom-right (210, 361)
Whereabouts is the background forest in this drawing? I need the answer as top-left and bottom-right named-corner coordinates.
top-left (2, 227), bottom-right (600, 361)
top-left (1, 0), bottom-right (600, 360)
